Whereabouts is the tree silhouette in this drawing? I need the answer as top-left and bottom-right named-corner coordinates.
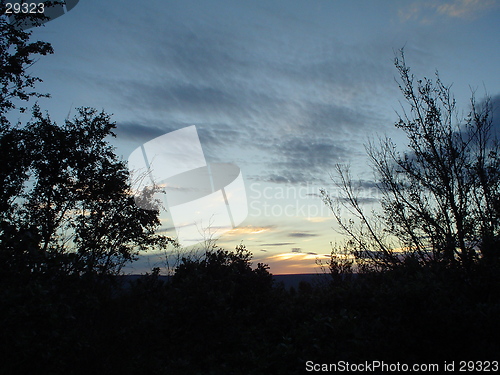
top-left (1, 104), bottom-right (172, 277)
top-left (0, 9), bottom-right (53, 127)
top-left (172, 244), bottom-right (274, 302)
top-left (0, 13), bottom-right (172, 278)
top-left (322, 49), bottom-right (500, 272)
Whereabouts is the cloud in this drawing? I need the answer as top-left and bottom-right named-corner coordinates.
top-left (266, 252), bottom-right (320, 261)
top-left (400, 0), bottom-right (499, 23)
top-left (116, 121), bottom-right (172, 142)
top-left (89, 3), bottom-right (395, 187)
top-left (261, 251), bottom-right (330, 274)
top-left (338, 196), bottom-right (379, 204)
top-left (261, 242), bottom-right (296, 247)
top-left (305, 217), bottom-right (331, 223)
top-left (490, 94), bottom-right (500, 133)
top-left (252, 132), bottom-right (363, 185)
top-left (223, 225), bottom-right (275, 236)
top-left (437, 0), bottom-right (498, 19)
top-left (288, 232), bottom-right (319, 238)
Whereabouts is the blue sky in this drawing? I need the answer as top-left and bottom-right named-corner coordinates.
top-left (23, 0), bottom-right (500, 274)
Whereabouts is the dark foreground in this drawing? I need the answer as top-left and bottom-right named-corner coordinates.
top-left (1, 256), bottom-right (499, 375)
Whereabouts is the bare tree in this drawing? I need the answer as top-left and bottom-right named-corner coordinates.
top-left (322, 49), bottom-right (500, 273)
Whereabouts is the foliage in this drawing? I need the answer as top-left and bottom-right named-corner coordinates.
top-left (0, 105), bottom-right (173, 277)
top-left (322, 49), bottom-right (500, 273)
top-left (172, 244), bottom-right (274, 308)
top-left (0, 13), bottom-right (172, 278)
top-left (2, 247), bottom-right (499, 374)
top-left (0, 9), bottom-right (53, 127)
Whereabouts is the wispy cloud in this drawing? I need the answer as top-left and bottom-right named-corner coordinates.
top-left (400, 0), bottom-right (499, 23)
top-left (87, 10), bottom-right (394, 186)
top-left (437, 0), bottom-right (498, 19)
top-left (490, 94), bottom-right (500, 133)
top-left (305, 217), bottom-right (331, 223)
top-left (266, 252), bottom-right (320, 262)
top-left (261, 242), bottom-right (296, 247)
top-left (288, 232), bottom-right (319, 238)
top-left (223, 225), bottom-right (275, 236)
top-left (262, 251), bottom-right (329, 274)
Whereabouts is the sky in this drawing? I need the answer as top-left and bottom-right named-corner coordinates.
top-left (18, 0), bottom-right (500, 274)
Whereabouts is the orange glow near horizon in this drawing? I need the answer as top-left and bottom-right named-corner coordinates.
top-left (223, 225), bottom-right (275, 236)
top-left (262, 252), bottom-right (330, 275)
